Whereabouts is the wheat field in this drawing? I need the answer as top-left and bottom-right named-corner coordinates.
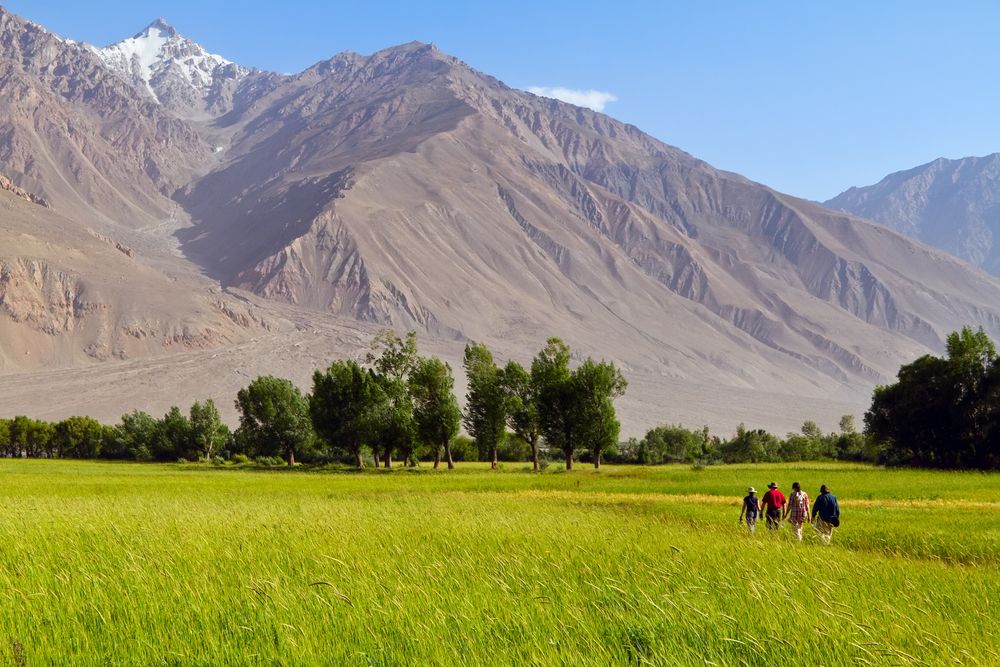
top-left (0, 460), bottom-right (996, 665)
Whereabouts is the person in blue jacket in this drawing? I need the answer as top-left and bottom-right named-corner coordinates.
top-left (811, 484), bottom-right (840, 545)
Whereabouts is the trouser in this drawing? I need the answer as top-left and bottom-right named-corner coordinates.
top-left (814, 518), bottom-right (834, 545)
top-left (746, 515), bottom-right (758, 534)
top-left (789, 520), bottom-right (804, 541)
top-left (766, 508), bottom-right (781, 530)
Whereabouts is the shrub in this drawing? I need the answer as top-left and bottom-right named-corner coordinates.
top-left (449, 435), bottom-right (477, 462)
top-left (497, 434), bottom-right (530, 461)
top-left (253, 455), bottom-right (285, 467)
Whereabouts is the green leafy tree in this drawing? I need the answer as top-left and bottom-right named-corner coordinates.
top-left (573, 359), bottom-right (627, 469)
top-left (410, 356), bottom-right (462, 469)
top-left (373, 377), bottom-right (415, 468)
top-left (839, 415), bottom-right (856, 435)
top-left (833, 414), bottom-right (868, 462)
top-left (366, 330), bottom-right (419, 381)
top-left (153, 407), bottom-right (193, 461)
top-left (21, 419), bottom-right (54, 458)
top-left (502, 361), bottom-right (542, 471)
top-left (105, 411), bottom-right (158, 460)
top-left (0, 419), bottom-right (9, 457)
top-left (532, 338), bottom-right (577, 470)
top-left (720, 423), bottom-right (781, 463)
top-left (311, 360), bottom-right (387, 468)
top-left (463, 342), bottom-right (507, 469)
top-left (638, 424), bottom-right (707, 464)
top-left (781, 420), bottom-right (830, 461)
top-left (9, 416), bottom-right (35, 458)
top-left (189, 399), bottom-right (229, 462)
top-left (54, 416), bottom-right (104, 459)
top-left (235, 376), bottom-right (314, 466)
top-left (865, 325), bottom-right (999, 468)
top-left (367, 331), bottom-right (419, 468)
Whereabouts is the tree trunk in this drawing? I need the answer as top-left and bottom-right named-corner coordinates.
top-left (594, 451), bottom-right (601, 469)
top-left (433, 447), bottom-right (441, 469)
top-left (565, 449), bottom-right (573, 471)
top-left (354, 447), bottom-right (364, 469)
top-left (383, 451), bottom-right (392, 468)
top-left (491, 447), bottom-right (498, 470)
top-left (287, 448), bottom-right (295, 467)
top-left (445, 442), bottom-right (455, 469)
top-left (531, 437), bottom-right (540, 472)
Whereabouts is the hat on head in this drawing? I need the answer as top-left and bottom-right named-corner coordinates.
top-left (747, 487), bottom-right (756, 494)
top-left (767, 481), bottom-right (778, 489)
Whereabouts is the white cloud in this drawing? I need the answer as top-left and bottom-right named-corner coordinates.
top-left (526, 86), bottom-right (618, 112)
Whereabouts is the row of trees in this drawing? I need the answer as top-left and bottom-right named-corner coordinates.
top-left (620, 416), bottom-right (867, 466)
top-left (8, 326), bottom-right (995, 470)
top-left (301, 333), bottom-right (626, 470)
top-left (0, 333), bottom-right (628, 470)
top-left (0, 401), bottom-right (228, 462)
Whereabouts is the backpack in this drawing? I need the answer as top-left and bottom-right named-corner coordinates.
top-left (744, 496), bottom-right (759, 516)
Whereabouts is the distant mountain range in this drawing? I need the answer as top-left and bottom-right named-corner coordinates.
top-left (3, 8), bottom-right (1000, 431)
top-left (827, 154), bottom-right (1000, 275)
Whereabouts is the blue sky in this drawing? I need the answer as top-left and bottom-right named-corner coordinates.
top-left (6, 0), bottom-right (1000, 200)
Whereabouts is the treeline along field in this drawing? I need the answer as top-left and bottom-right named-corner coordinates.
top-left (0, 460), bottom-right (996, 666)
top-left (4, 327), bottom-right (1000, 471)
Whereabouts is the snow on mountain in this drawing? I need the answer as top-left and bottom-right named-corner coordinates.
top-left (93, 18), bottom-right (251, 118)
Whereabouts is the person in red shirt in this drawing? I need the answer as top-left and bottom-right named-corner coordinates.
top-left (761, 481), bottom-right (786, 531)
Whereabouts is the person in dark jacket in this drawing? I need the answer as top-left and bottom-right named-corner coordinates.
top-left (739, 487), bottom-right (761, 534)
top-left (811, 484), bottom-right (840, 545)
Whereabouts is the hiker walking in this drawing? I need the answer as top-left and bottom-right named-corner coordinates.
top-left (761, 481), bottom-right (786, 531)
top-left (783, 481), bottom-right (810, 541)
top-left (811, 484), bottom-right (840, 545)
top-left (739, 487), bottom-right (761, 534)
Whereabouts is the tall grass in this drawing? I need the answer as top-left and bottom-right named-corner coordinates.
top-left (0, 460), bottom-right (996, 665)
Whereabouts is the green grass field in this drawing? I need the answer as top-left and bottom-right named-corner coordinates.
top-left (0, 460), bottom-right (997, 666)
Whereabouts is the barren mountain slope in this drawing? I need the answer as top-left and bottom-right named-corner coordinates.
top-left (826, 154), bottom-right (1000, 275)
top-left (178, 43), bottom-right (1000, 394)
top-left (0, 186), bottom-right (264, 371)
top-left (0, 7), bottom-right (211, 232)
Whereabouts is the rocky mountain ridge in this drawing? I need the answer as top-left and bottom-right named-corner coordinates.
top-left (826, 154), bottom-right (1000, 275)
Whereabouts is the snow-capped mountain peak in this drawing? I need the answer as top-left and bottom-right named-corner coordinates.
top-left (142, 17), bottom-right (178, 39)
top-left (94, 18), bottom-right (249, 118)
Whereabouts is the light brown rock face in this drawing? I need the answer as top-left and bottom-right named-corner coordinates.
top-left (177, 42), bottom-right (1000, 394)
top-left (826, 154), bottom-right (1000, 275)
top-left (0, 190), bottom-right (265, 370)
top-left (0, 172), bottom-right (47, 206)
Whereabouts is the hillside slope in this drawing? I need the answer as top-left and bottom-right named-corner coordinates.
top-left (178, 43), bottom-right (1000, 394)
top-left (0, 187), bottom-right (263, 370)
top-left (826, 154), bottom-right (1000, 274)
